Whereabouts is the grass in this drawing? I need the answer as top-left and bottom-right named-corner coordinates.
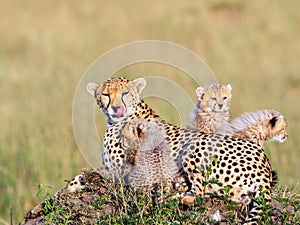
top-left (1, 0), bottom-right (300, 223)
top-left (23, 170), bottom-right (300, 224)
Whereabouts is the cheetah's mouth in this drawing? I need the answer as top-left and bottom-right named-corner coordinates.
top-left (215, 106), bottom-right (228, 112)
top-left (112, 106), bottom-right (125, 118)
top-left (108, 114), bottom-right (126, 124)
top-left (109, 107), bottom-right (127, 124)
top-left (112, 114), bottom-right (124, 118)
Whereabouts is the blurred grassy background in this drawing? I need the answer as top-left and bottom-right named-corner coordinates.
top-left (1, 0), bottom-right (299, 223)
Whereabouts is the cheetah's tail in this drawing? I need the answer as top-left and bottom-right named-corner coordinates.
top-left (270, 170), bottom-right (278, 189)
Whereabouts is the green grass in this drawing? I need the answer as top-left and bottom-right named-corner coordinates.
top-left (1, 0), bottom-right (300, 223)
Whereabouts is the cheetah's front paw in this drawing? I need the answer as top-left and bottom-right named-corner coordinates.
top-left (180, 194), bottom-right (196, 206)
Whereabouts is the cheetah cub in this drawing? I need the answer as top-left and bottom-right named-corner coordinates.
top-left (217, 109), bottom-right (288, 147)
top-left (120, 118), bottom-right (178, 193)
top-left (187, 83), bottom-right (232, 133)
top-left (218, 109), bottom-right (287, 190)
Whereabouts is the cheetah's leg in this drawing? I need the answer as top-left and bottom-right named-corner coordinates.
top-left (172, 169), bottom-right (190, 193)
top-left (241, 185), bottom-right (271, 225)
top-left (180, 171), bottom-right (205, 205)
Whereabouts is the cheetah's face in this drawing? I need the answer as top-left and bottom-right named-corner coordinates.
top-left (87, 77), bottom-right (146, 124)
top-left (196, 84), bottom-right (232, 113)
top-left (268, 115), bottom-right (288, 143)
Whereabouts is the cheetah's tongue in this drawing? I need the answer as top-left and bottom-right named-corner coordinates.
top-left (115, 106), bottom-right (125, 117)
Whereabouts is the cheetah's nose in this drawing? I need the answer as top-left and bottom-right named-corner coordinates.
top-left (111, 106), bottom-right (119, 113)
top-left (111, 106), bottom-right (125, 117)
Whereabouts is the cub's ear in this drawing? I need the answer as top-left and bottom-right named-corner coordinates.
top-left (226, 84), bottom-right (232, 92)
top-left (127, 123), bottom-right (137, 136)
top-left (137, 119), bottom-right (148, 134)
top-left (195, 86), bottom-right (205, 98)
top-left (87, 82), bottom-right (100, 96)
top-left (276, 115), bottom-right (286, 126)
top-left (136, 122), bottom-right (147, 138)
top-left (277, 115), bottom-right (285, 122)
top-left (269, 116), bottom-right (279, 128)
top-left (132, 78), bottom-right (146, 94)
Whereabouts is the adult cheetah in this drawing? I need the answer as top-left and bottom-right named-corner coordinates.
top-left (87, 77), bottom-right (275, 224)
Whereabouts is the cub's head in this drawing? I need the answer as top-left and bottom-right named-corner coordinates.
top-left (120, 119), bottom-right (148, 151)
top-left (266, 112), bottom-right (288, 143)
top-left (87, 77), bottom-right (146, 124)
top-left (120, 119), bottom-right (165, 152)
top-left (223, 109), bottom-right (288, 146)
top-left (196, 84), bottom-right (232, 112)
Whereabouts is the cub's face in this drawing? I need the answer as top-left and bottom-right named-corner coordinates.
top-left (268, 115), bottom-right (288, 143)
top-left (87, 77), bottom-right (146, 124)
top-left (196, 84), bottom-right (232, 113)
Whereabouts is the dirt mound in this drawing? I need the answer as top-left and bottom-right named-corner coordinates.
top-left (22, 170), bottom-right (299, 225)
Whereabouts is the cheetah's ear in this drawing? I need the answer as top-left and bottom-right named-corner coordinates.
top-left (275, 115), bottom-right (285, 125)
top-left (87, 82), bottom-right (100, 96)
top-left (269, 116), bottom-right (279, 128)
top-left (132, 78), bottom-right (147, 94)
top-left (128, 123), bottom-right (137, 136)
top-left (226, 84), bottom-right (232, 92)
top-left (136, 120), bottom-right (148, 137)
top-left (278, 115), bottom-right (285, 122)
top-left (195, 87), bottom-right (205, 98)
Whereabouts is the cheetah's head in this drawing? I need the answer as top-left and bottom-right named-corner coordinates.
top-left (267, 113), bottom-right (288, 143)
top-left (121, 119), bottom-right (166, 152)
top-left (87, 77), bottom-right (146, 124)
top-left (196, 84), bottom-right (232, 113)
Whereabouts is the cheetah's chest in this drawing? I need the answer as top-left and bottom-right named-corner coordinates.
top-left (103, 125), bottom-right (126, 174)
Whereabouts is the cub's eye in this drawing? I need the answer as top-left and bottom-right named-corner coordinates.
top-left (211, 97), bottom-right (217, 101)
top-left (223, 96), bottom-right (227, 100)
top-left (122, 91), bottom-right (129, 97)
top-left (102, 93), bottom-right (109, 97)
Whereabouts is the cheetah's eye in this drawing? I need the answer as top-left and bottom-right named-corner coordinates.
top-left (211, 97), bottom-right (217, 101)
top-left (122, 91), bottom-right (129, 97)
top-left (102, 93), bottom-right (109, 97)
top-left (223, 96), bottom-right (227, 100)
